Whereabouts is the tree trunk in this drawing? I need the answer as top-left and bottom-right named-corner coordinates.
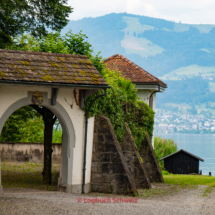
top-left (30, 105), bottom-right (57, 185)
top-left (43, 115), bottom-right (54, 184)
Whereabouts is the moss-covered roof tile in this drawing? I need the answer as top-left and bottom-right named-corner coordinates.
top-left (0, 49), bottom-right (108, 86)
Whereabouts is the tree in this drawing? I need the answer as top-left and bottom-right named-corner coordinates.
top-left (154, 137), bottom-right (177, 169)
top-left (0, 0), bottom-right (73, 47)
top-left (30, 105), bottom-right (57, 184)
top-left (0, 106), bottom-right (44, 143)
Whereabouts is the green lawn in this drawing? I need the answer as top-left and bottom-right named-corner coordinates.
top-left (163, 174), bottom-right (215, 187)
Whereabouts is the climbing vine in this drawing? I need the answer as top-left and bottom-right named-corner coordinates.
top-left (84, 68), bottom-right (155, 148)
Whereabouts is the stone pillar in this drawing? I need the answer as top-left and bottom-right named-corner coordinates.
top-left (139, 132), bottom-right (164, 183)
top-left (91, 115), bottom-right (138, 195)
top-left (0, 159), bottom-right (3, 193)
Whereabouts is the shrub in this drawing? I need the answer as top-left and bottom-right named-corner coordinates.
top-left (154, 136), bottom-right (177, 169)
top-left (84, 68), bottom-right (155, 148)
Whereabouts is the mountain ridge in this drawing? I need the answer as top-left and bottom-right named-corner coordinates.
top-left (62, 13), bottom-right (215, 114)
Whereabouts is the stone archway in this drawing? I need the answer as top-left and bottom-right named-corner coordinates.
top-left (0, 92), bottom-right (75, 188)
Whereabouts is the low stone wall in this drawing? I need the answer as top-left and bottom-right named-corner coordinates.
top-left (0, 142), bottom-right (62, 164)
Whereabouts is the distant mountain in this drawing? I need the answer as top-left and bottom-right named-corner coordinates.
top-left (62, 13), bottom-right (215, 114)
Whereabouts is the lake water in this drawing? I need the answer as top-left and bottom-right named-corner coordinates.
top-left (155, 133), bottom-right (215, 176)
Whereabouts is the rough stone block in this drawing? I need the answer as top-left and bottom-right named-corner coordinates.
top-left (92, 153), bottom-right (110, 162)
top-left (112, 163), bottom-right (125, 174)
top-left (91, 183), bottom-right (113, 193)
top-left (114, 174), bottom-right (129, 184)
top-left (110, 152), bottom-right (121, 163)
top-left (98, 134), bottom-right (105, 142)
top-left (105, 133), bottom-right (114, 142)
top-left (97, 163), bottom-right (113, 174)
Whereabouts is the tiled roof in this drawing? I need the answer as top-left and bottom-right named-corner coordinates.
top-left (104, 54), bottom-right (167, 87)
top-left (0, 49), bottom-right (108, 86)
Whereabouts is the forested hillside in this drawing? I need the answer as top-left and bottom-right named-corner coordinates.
top-left (62, 13), bottom-right (215, 114)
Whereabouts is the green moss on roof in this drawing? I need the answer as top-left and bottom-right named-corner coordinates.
top-left (74, 77), bottom-right (82, 82)
top-left (86, 60), bottom-right (93, 65)
top-left (19, 61), bottom-right (30, 66)
top-left (0, 70), bottom-right (6, 78)
top-left (61, 63), bottom-right (68, 71)
top-left (85, 65), bottom-right (91, 69)
top-left (89, 73), bottom-right (99, 84)
top-left (55, 71), bottom-right (62, 77)
top-left (79, 59), bottom-right (83, 64)
top-left (42, 69), bottom-right (47, 74)
top-left (16, 68), bottom-right (26, 77)
top-left (50, 62), bottom-right (60, 69)
top-left (65, 77), bottom-right (73, 82)
top-left (31, 67), bottom-right (36, 71)
top-left (42, 75), bottom-right (54, 82)
top-left (80, 70), bottom-right (87, 76)
top-left (72, 64), bottom-right (78, 68)
top-left (56, 57), bottom-right (64, 62)
top-left (63, 72), bottom-right (70, 79)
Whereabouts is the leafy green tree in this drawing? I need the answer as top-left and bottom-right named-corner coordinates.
top-left (0, 106), bottom-right (43, 142)
top-left (0, 0), bottom-right (73, 47)
top-left (154, 137), bottom-right (177, 169)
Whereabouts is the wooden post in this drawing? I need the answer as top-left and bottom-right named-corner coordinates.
top-left (0, 159), bottom-right (3, 193)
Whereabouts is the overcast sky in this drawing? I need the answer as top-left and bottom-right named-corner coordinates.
top-left (68, 0), bottom-right (215, 24)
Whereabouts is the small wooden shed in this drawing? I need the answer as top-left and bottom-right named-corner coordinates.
top-left (160, 149), bottom-right (204, 174)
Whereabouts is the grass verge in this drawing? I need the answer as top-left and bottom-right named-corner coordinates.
top-left (163, 174), bottom-right (215, 187)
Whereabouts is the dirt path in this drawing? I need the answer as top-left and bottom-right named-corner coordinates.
top-left (0, 184), bottom-right (215, 215)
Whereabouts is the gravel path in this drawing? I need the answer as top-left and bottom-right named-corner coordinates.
top-left (0, 185), bottom-right (215, 215)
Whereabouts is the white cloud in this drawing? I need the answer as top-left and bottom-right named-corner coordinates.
top-left (126, 0), bottom-right (160, 17)
top-left (68, 0), bottom-right (215, 24)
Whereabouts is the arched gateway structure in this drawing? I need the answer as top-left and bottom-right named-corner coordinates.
top-left (0, 49), bottom-right (109, 194)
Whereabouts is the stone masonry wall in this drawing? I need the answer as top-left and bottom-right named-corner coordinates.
top-left (0, 142), bottom-right (61, 164)
top-left (139, 132), bottom-right (164, 183)
top-left (121, 123), bottom-right (151, 189)
top-left (91, 115), bottom-right (138, 195)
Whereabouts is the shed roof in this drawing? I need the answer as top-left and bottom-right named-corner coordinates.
top-left (0, 49), bottom-right (108, 87)
top-left (104, 54), bottom-right (167, 87)
top-left (160, 149), bottom-right (204, 162)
